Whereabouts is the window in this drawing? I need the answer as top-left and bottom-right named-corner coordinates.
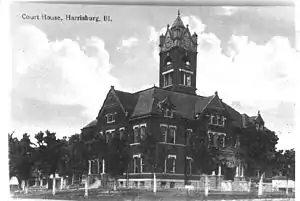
top-left (218, 116), bottom-right (223, 125)
top-left (160, 124), bottom-right (176, 144)
top-left (218, 134), bottom-right (225, 148)
top-left (163, 72), bottom-right (173, 87)
top-left (160, 125), bottom-right (168, 143)
top-left (161, 181), bottom-right (167, 187)
top-left (256, 123), bottom-right (259, 130)
top-left (166, 61), bottom-right (172, 66)
top-left (106, 113), bottom-right (116, 123)
top-left (133, 126), bottom-right (140, 143)
top-left (105, 129), bottom-right (115, 143)
top-left (208, 132), bottom-right (213, 145)
top-left (166, 155), bottom-right (176, 173)
top-left (133, 124), bottom-right (146, 143)
top-left (170, 182), bottom-right (175, 188)
top-left (185, 61), bottom-right (191, 66)
top-left (209, 115), bottom-right (225, 127)
top-left (133, 154), bottom-right (140, 173)
top-left (186, 157), bottom-right (192, 175)
top-left (186, 129), bottom-right (192, 145)
top-left (140, 181), bottom-right (145, 188)
top-left (119, 128), bottom-right (125, 140)
top-left (212, 115), bottom-right (217, 125)
top-left (140, 156), bottom-right (145, 173)
top-left (180, 71), bottom-right (192, 86)
top-left (164, 108), bottom-right (173, 118)
top-left (140, 125), bottom-right (146, 140)
top-left (168, 126), bottom-right (176, 144)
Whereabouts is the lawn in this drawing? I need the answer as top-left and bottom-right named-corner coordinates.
top-left (11, 188), bottom-right (295, 201)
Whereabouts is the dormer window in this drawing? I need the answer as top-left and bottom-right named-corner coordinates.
top-left (106, 113), bottom-right (116, 123)
top-left (164, 108), bottom-right (173, 118)
top-left (256, 123), bottom-right (259, 130)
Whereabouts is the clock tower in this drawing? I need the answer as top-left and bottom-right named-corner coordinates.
top-left (159, 11), bottom-right (198, 95)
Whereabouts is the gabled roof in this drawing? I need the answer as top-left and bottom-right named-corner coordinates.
top-left (92, 86), bottom-right (258, 130)
top-left (223, 103), bottom-right (244, 128)
top-left (82, 119), bottom-right (97, 130)
top-left (114, 89), bottom-right (139, 116)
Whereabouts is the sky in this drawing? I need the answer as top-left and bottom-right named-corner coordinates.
top-left (10, 3), bottom-right (298, 150)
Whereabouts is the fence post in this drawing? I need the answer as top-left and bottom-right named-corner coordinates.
top-left (84, 175), bottom-right (88, 198)
top-left (258, 174), bottom-right (263, 196)
top-left (204, 175), bottom-right (208, 196)
top-left (248, 179), bottom-right (251, 193)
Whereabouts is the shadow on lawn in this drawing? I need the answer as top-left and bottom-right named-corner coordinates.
top-left (11, 189), bottom-right (295, 201)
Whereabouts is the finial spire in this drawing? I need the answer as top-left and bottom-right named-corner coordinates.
top-left (178, 9), bottom-right (180, 16)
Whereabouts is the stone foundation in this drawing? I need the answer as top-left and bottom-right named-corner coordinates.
top-left (118, 174), bottom-right (225, 190)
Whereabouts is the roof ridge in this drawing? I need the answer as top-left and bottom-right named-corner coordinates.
top-left (115, 89), bottom-right (133, 95)
top-left (133, 85), bottom-right (157, 94)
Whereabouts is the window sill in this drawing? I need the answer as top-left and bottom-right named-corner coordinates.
top-left (179, 84), bottom-right (192, 87)
top-left (159, 142), bottom-right (185, 147)
top-left (130, 143), bottom-right (141, 146)
top-left (208, 123), bottom-right (224, 127)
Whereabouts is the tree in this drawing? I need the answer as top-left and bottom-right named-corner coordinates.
top-left (8, 132), bottom-right (35, 193)
top-left (33, 130), bottom-right (68, 195)
top-left (283, 149), bottom-right (295, 180)
top-left (187, 129), bottom-right (219, 175)
top-left (239, 127), bottom-right (279, 177)
top-left (105, 134), bottom-right (130, 191)
top-left (140, 132), bottom-right (160, 192)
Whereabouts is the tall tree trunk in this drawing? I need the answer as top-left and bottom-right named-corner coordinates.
top-left (286, 176), bottom-right (289, 195)
top-left (21, 180), bottom-right (25, 191)
top-left (204, 175), bottom-right (209, 196)
top-left (84, 175), bottom-right (88, 198)
top-left (153, 172), bottom-right (157, 193)
top-left (46, 178), bottom-right (49, 189)
top-left (258, 173), bottom-right (264, 196)
top-left (71, 173), bottom-right (74, 185)
top-left (24, 180), bottom-right (28, 194)
top-left (113, 177), bottom-right (117, 191)
top-left (52, 174), bottom-right (56, 196)
top-left (60, 177), bottom-right (63, 190)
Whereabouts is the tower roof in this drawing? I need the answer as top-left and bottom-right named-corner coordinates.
top-left (171, 10), bottom-right (185, 28)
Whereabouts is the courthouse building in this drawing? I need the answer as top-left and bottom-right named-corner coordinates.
top-left (81, 12), bottom-right (266, 189)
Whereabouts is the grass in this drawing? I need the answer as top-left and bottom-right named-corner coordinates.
top-left (12, 188), bottom-right (295, 201)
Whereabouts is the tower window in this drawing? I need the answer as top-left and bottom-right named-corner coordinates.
top-left (180, 70), bottom-right (192, 86)
top-left (163, 72), bottom-right (173, 87)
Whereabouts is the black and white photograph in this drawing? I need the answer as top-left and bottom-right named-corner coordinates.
top-left (7, 1), bottom-right (297, 201)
